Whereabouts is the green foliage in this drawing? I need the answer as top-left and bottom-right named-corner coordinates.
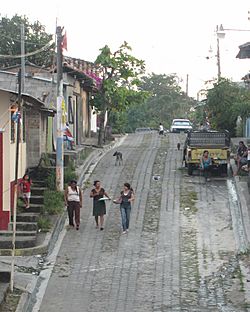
top-left (206, 78), bottom-right (250, 136)
top-left (44, 161), bottom-right (77, 190)
top-left (191, 102), bottom-right (207, 127)
top-left (110, 73), bottom-right (197, 132)
top-left (44, 190), bottom-right (64, 215)
top-left (46, 170), bottom-right (56, 190)
top-left (64, 161), bottom-right (77, 185)
top-left (37, 216), bottom-right (52, 231)
top-left (0, 14), bottom-right (55, 68)
top-left (92, 42), bottom-right (148, 144)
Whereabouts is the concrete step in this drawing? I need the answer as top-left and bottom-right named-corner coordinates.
top-left (30, 195), bottom-right (44, 205)
top-left (16, 213), bottom-right (40, 223)
top-left (18, 203), bottom-right (43, 213)
top-left (32, 180), bottom-right (47, 187)
top-left (31, 186), bottom-right (46, 196)
top-left (0, 230), bottom-right (37, 237)
top-left (0, 236), bottom-right (36, 249)
top-left (9, 222), bottom-right (38, 231)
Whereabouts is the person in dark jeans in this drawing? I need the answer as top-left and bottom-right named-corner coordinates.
top-left (114, 183), bottom-right (135, 234)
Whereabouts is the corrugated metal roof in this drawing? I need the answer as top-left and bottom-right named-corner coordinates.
top-left (0, 87), bottom-right (56, 114)
top-left (236, 42), bottom-right (250, 59)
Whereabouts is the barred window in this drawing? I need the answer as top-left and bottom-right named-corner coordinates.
top-left (10, 111), bottom-right (15, 143)
top-left (22, 109), bottom-right (26, 142)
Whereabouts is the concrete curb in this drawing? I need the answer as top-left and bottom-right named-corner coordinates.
top-left (0, 213), bottom-right (67, 257)
top-left (229, 160), bottom-right (250, 252)
top-left (15, 135), bottom-right (126, 312)
top-left (232, 176), bottom-right (250, 248)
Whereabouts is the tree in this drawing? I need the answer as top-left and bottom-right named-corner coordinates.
top-left (114, 73), bottom-right (196, 132)
top-left (91, 42), bottom-right (148, 145)
top-left (206, 78), bottom-right (250, 136)
top-left (0, 14), bottom-right (55, 68)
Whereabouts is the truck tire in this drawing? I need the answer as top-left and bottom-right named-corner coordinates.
top-left (221, 164), bottom-right (228, 176)
top-left (188, 164), bottom-right (193, 175)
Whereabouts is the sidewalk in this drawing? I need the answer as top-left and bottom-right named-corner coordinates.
top-left (0, 134), bottom-right (126, 311)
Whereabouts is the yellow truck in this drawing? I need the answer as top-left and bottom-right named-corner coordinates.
top-left (184, 131), bottom-right (231, 176)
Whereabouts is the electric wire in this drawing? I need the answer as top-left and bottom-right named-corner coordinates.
top-left (0, 40), bottom-right (54, 59)
top-left (0, 32), bottom-right (54, 46)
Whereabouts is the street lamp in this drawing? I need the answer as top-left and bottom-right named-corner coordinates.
top-left (215, 24), bottom-right (250, 80)
top-left (216, 24), bottom-right (224, 80)
top-left (206, 25), bottom-right (224, 81)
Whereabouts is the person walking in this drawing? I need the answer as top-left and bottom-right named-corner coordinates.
top-left (64, 180), bottom-right (82, 230)
top-left (90, 180), bottom-right (111, 231)
top-left (20, 173), bottom-right (32, 209)
top-left (113, 183), bottom-right (135, 234)
top-left (159, 123), bottom-right (164, 135)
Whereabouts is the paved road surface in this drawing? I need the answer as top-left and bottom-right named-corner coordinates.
top-left (38, 133), bottom-right (249, 312)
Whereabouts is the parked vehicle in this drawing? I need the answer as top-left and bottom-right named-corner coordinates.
top-left (170, 119), bottom-right (192, 133)
top-left (184, 130), bottom-right (231, 175)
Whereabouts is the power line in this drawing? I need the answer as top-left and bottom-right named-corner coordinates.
top-left (0, 33), bottom-right (54, 46)
top-left (0, 40), bottom-right (54, 59)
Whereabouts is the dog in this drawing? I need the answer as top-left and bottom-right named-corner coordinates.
top-left (177, 143), bottom-right (181, 150)
top-left (113, 151), bottom-right (123, 166)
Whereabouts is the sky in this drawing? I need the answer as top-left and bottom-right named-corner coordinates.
top-left (1, 0), bottom-right (250, 98)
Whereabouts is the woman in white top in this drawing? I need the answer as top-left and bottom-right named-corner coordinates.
top-left (64, 180), bottom-right (82, 230)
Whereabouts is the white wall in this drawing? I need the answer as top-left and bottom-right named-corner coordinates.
top-left (0, 91), bottom-right (26, 213)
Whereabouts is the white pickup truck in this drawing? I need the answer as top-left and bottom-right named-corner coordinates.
top-left (170, 119), bottom-right (193, 133)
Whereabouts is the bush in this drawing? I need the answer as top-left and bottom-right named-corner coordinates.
top-left (37, 216), bottom-right (51, 231)
top-left (45, 162), bottom-right (77, 190)
top-left (46, 170), bottom-right (56, 190)
top-left (44, 190), bottom-right (64, 215)
top-left (64, 161), bottom-right (77, 185)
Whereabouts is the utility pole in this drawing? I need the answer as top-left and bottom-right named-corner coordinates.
top-left (186, 74), bottom-right (189, 96)
top-left (216, 25), bottom-right (221, 80)
top-left (56, 26), bottom-right (64, 191)
top-left (10, 69), bottom-right (22, 292)
top-left (10, 23), bottom-right (25, 292)
top-left (20, 24), bottom-right (25, 92)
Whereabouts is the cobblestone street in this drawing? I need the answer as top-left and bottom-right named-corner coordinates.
top-left (38, 133), bottom-right (249, 312)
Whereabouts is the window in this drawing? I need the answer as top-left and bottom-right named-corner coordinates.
top-left (173, 121), bottom-right (191, 126)
top-left (68, 96), bottom-right (74, 124)
top-left (22, 109), bottom-right (26, 142)
top-left (10, 111), bottom-right (15, 143)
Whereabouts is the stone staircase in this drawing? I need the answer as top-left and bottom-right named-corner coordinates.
top-left (0, 180), bottom-right (46, 249)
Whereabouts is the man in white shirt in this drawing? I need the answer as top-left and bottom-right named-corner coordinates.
top-left (159, 123), bottom-right (164, 135)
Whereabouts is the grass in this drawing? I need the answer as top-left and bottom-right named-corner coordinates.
top-left (64, 161), bottom-right (77, 185)
top-left (180, 188), bottom-right (198, 214)
top-left (44, 160), bottom-right (77, 190)
top-left (43, 190), bottom-right (64, 215)
top-left (0, 288), bottom-right (23, 312)
top-left (236, 267), bottom-right (245, 292)
top-left (37, 216), bottom-right (52, 231)
top-left (82, 179), bottom-right (91, 190)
